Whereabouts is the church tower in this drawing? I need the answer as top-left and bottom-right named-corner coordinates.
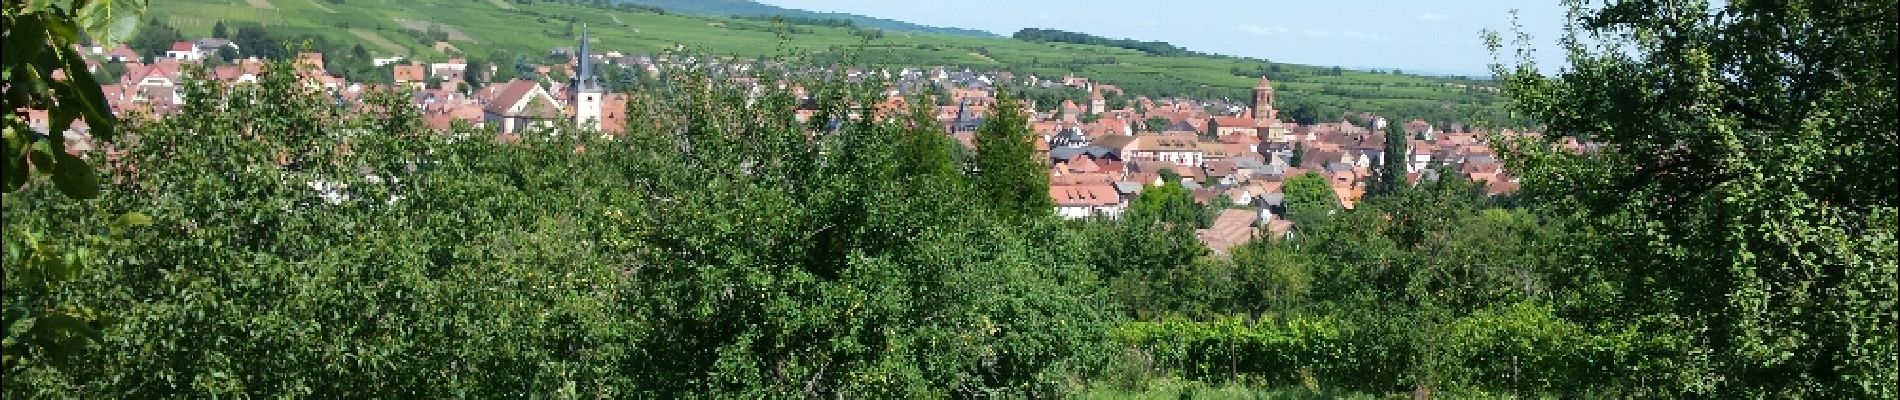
top-left (1251, 76), bottom-right (1276, 121)
top-left (572, 24), bottom-right (604, 132)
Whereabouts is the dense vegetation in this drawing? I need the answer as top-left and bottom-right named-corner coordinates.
top-left (5, 0), bottom-right (1895, 398)
top-left (1010, 28), bottom-right (1205, 58)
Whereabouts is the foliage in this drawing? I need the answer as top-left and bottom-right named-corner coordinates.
top-left (126, 17), bottom-right (180, 60)
top-left (3, 0), bottom-right (148, 381)
top-left (3, 56), bottom-right (1119, 397)
top-left (972, 91), bottom-right (1051, 221)
top-left (1491, 0), bottom-right (1899, 396)
top-left (1374, 121), bottom-right (1408, 195)
top-left (1279, 172), bottom-right (1335, 226)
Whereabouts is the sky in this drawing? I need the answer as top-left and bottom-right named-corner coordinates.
top-left (758, 0), bottom-right (1571, 77)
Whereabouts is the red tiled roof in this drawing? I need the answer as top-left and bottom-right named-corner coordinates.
top-left (393, 64), bottom-right (426, 82)
top-left (484, 79), bottom-right (540, 114)
top-left (1050, 184), bottom-right (1120, 207)
top-left (1210, 116), bottom-right (1256, 130)
top-left (1197, 209), bottom-right (1259, 255)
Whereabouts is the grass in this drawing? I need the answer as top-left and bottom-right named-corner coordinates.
top-left (150, 0), bottom-right (1504, 121)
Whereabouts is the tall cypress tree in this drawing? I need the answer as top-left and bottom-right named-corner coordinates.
top-left (1379, 121), bottom-right (1409, 195)
top-left (974, 91), bottom-right (1051, 220)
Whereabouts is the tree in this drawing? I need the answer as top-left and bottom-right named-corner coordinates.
top-left (973, 91), bottom-right (1051, 220)
top-left (126, 18), bottom-right (181, 60)
top-left (232, 25), bottom-right (282, 59)
top-left (212, 20), bottom-right (228, 39)
top-left (1288, 141), bottom-right (1305, 167)
top-left (1280, 172), bottom-right (1335, 227)
top-left (1492, 0), bottom-right (1898, 396)
top-left (3, 0), bottom-right (148, 380)
top-left (1376, 121), bottom-right (1409, 195)
top-left (1144, 116), bottom-right (1169, 132)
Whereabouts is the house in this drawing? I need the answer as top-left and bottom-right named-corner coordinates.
top-left (1208, 116), bottom-right (1258, 137)
top-left (423, 103), bottom-right (487, 131)
top-left (296, 52), bottom-right (326, 72)
top-left (1264, 217), bottom-right (1296, 240)
top-left (118, 60), bottom-right (182, 104)
top-left (164, 41), bottom-right (200, 61)
top-left (482, 79), bottom-right (564, 134)
top-left (1049, 126), bottom-right (1091, 148)
top-left (1196, 209), bottom-right (1260, 256)
top-left (104, 44), bottom-right (139, 62)
top-left (393, 63), bottom-right (427, 88)
top-left (194, 38), bottom-right (237, 56)
top-left (430, 58), bottom-right (469, 78)
top-left (211, 59), bottom-right (263, 84)
top-left (1129, 134), bottom-right (1205, 167)
top-left (1051, 184), bottom-right (1124, 219)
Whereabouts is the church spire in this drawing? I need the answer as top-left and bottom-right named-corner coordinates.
top-left (575, 24), bottom-right (601, 93)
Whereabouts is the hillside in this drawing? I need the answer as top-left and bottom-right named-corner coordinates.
top-left (616, 0), bottom-right (995, 37)
top-left (147, 0), bottom-right (1503, 123)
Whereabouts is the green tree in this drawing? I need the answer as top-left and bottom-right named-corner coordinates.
top-left (1144, 116), bottom-right (1169, 132)
top-left (211, 19), bottom-right (228, 39)
top-left (1280, 172), bottom-right (1335, 227)
top-left (1376, 121), bottom-right (1408, 195)
top-left (3, 0), bottom-right (148, 382)
top-left (1492, 0), bottom-right (1898, 396)
top-left (1288, 141), bottom-right (1305, 167)
top-left (973, 91), bottom-right (1051, 220)
top-left (126, 17), bottom-right (179, 60)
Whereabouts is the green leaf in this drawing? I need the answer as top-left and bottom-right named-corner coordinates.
top-left (76, 0), bottom-right (146, 46)
top-left (40, 13), bottom-right (80, 46)
top-left (29, 313), bottom-right (99, 359)
top-left (51, 151), bottom-right (99, 199)
top-left (112, 212), bottom-right (153, 229)
top-left (57, 45), bottom-right (117, 141)
top-left (2, 16), bottom-right (48, 78)
top-left (29, 140), bottom-right (57, 176)
top-left (3, 126), bottom-right (26, 192)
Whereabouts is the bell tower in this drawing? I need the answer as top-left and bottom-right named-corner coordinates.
top-left (1251, 76), bottom-right (1276, 121)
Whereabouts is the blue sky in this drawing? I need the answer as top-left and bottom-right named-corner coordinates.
top-left (759, 0), bottom-right (1570, 77)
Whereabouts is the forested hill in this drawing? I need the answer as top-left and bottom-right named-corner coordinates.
top-left (139, 0), bottom-right (1505, 124)
top-left (614, 0), bottom-right (996, 37)
top-left (1012, 28), bottom-right (1206, 58)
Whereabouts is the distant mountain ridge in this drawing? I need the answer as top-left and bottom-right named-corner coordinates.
top-left (617, 0), bottom-right (996, 37)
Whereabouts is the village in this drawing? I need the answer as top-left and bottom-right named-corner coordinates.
top-left (33, 31), bottom-right (1555, 255)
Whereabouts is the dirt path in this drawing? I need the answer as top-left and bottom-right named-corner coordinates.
top-left (245, 0), bottom-right (276, 9)
top-left (395, 19), bottom-right (478, 43)
top-left (486, 0), bottom-right (515, 10)
top-left (349, 29), bottom-right (406, 55)
top-left (304, 0), bottom-right (337, 13)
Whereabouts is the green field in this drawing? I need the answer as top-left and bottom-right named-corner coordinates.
top-left (149, 0), bottom-right (1503, 122)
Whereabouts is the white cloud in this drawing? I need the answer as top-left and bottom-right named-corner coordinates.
top-left (1231, 24), bottom-right (1289, 36)
top-left (1417, 12), bottom-right (1452, 22)
top-left (1340, 30), bottom-right (1390, 42)
top-left (1302, 29), bottom-right (1333, 38)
